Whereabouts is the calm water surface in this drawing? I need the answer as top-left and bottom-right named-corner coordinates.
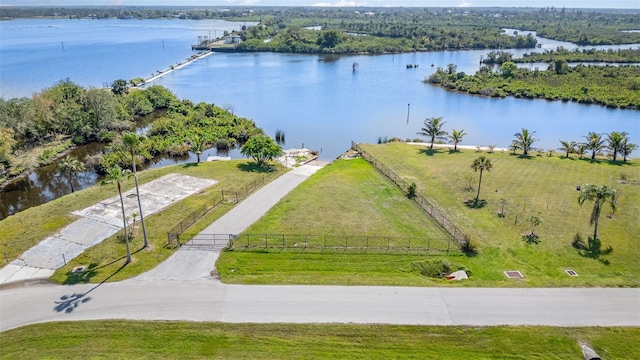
top-left (0, 19), bottom-right (638, 218)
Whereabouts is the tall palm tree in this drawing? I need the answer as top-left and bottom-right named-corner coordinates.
top-left (471, 156), bottom-right (493, 206)
top-left (620, 141), bottom-right (638, 162)
top-left (513, 128), bottom-right (537, 156)
top-left (447, 129), bottom-right (467, 151)
top-left (583, 132), bottom-right (605, 160)
top-left (102, 165), bottom-right (133, 264)
top-left (122, 132), bottom-right (148, 248)
top-left (557, 140), bottom-right (576, 158)
top-left (58, 156), bottom-right (86, 193)
top-left (578, 184), bottom-right (617, 243)
top-left (417, 117), bottom-right (448, 149)
top-left (606, 131), bottom-right (628, 162)
top-left (190, 135), bottom-right (205, 163)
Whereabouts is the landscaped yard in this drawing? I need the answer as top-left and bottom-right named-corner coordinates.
top-left (1, 321), bottom-right (638, 359)
top-left (218, 143), bottom-right (639, 287)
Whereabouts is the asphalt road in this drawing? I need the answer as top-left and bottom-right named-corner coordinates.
top-left (1, 280), bottom-right (638, 331)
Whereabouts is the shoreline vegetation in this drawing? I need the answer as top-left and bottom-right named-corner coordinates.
top-left (426, 60), bottom-right (640, 110)
top-left (0, 81), bottom-right (264, 189)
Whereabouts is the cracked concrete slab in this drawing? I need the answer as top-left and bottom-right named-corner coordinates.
top-left (0, 174), bottom-right (217, 285)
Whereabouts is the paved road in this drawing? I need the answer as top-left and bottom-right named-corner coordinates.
top-left (1, 164), bottom-right (639, 331)
top-left (1, 281), bottom-right (638, 331)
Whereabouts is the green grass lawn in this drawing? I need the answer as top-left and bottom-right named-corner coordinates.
top-left (218, 145), bottom-right (640, 287)
top-left (218, 158), bottom-right (462, 285)
top-left (0, 160), bottom-right (281, 284)
top-left (1, 321), bottom-right (637, 359)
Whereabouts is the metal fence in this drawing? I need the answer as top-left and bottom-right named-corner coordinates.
top-left (351, 142), bottom-right (469, 249)
top-left (167, 170), bottom-right (282, 244)
top-left (226, 233), bottom-right (455, 255)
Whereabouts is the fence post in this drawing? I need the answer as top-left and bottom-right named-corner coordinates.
top-left (282, 234), bottom-right (285, 249)
top-left (265, 234), bottom-right (268, 248)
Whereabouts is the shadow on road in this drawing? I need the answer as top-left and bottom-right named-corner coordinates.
top-left (53, 263), bottom-right (126, 314)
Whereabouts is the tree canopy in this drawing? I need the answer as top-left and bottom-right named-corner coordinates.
top-left (241, 136), bottom-right (282, 167)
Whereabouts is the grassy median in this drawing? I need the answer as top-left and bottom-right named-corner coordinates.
top-left (1, 321), bottom-right (638, 359)
top-left (218, 144), bottom-right (639, 287)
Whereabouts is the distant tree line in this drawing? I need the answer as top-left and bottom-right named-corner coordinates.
top-left (426, 61), bottom-right (640, 109)
top-left (2, 7), bottom-right (639, 48)
top-left (483, 48), bottom-right (640, 65)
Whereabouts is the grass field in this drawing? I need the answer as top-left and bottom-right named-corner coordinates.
top-left (218, 158), bottom-right (461, 285)
top-left (218, 144), bottom-right (640, 287)
top-left (1, 321), bottom-right (637, 359)
top-left (0, 160), bottom-right (280, 284)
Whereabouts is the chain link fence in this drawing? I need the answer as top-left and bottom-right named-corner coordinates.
top-left (227, 233), bottom-right (454, 255)
top-left (167, 170), bottom-right (282, 245)
top-left (351, 142), bottom-right (469, 249)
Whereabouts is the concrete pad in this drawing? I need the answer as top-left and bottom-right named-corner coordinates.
top-left (73, 174), bottom-right (217, 224)
top-left (0, 265), bottom-right (55, 285)
top-left (1, 174), bottom-right (218, 286)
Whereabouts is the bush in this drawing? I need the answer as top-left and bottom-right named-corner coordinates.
top-left (411, 260), bottom-right (469, 278)
top-left (407, 182), bottom-right (417, 199)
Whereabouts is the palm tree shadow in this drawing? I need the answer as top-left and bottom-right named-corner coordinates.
top-left (517, 154), bottom-right (536, 160)
top-left (54, 263), bottom-right (127, 313)
top-left (572, 235), bottom-right (613, 265)
top-left (236, 162), bottom-right (276, 173)
top-left (418, 148), bottom-right (443, 157)
top-left (464, 199), bottom-right (487, 209)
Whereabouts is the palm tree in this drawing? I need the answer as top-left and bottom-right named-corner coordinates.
top-left (471, 156), bottom-right (493, 206)
top-left (58, 156), bottom-right (86, 193)
top-left (583, 132), bottom-right (605, 160)
top-left (417, 117), bottom-right (448, 149)
top-left (190, 135), bottom-right (205, 163)
top-left (620, 141), bottom-right (638, 162)
top-left (102, 165), bottom-right (133, 264)
top-left (508, 141), bottom-right (520, 155)
top-left (606, 131), bottom-right (628, 162)
top-left (575, 143), bottom-right (587, 159)
top-left (513, 128), bottom-right (537, 156)
top-left (122, 132), bottom-right (148, 248)
top-left (447, 129), bottom-right (467, 151)
top-left (578, 184), bottom-right (617, 243)
top-left (557, 140), bottom-right (576, 158)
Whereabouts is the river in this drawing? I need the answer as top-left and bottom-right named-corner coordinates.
top-left (0, 19), bottom-right (638, 219)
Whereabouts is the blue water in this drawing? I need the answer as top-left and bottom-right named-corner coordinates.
top-left (154, 50), bottom-right (639, 160)
top-left (0, 18), bottom-right (250, 97)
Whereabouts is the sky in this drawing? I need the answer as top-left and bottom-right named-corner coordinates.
top-left (2, 1), bottom-right (639, 9)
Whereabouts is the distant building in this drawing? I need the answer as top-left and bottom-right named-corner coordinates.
top-left (225, 35), bottom-right (242, 44)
